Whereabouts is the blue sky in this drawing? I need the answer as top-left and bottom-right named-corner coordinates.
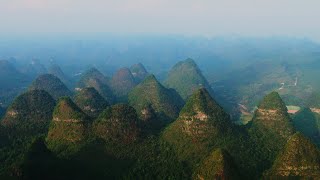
top-left (1, 0), bottom-right (320, 40)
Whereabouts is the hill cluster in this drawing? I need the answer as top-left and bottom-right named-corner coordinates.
top-left (0, 59), bottom-right (319, 179)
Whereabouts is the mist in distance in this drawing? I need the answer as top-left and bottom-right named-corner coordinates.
top-left (1, 0), bottom-right (320, 40)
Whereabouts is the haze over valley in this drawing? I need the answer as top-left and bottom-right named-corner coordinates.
top-left (1, 0), bottom-right (320, 179)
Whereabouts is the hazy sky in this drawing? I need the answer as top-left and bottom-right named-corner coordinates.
top-left (1, 0), bottom-right (320, 39)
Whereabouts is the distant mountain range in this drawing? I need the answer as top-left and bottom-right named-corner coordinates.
top-left (0, 54), bottom-right (320, 179)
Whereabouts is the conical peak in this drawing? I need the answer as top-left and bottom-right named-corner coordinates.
top-left (48, 64), bottom-right (68, 81)
top-left (29, 74), bottom-right (72, 99)
top-left (251, 91), bottom-right (294, 141)
top-left (53, 97), bottom-right (87, 121)
top-left (194, 148), bottom-right (241, 180)
top-left (265, 132), bottom-right (320, 178)
top-left (111, 67), bottom-right (137, 97)
top-left (74, 87), bottom-right (108, 104)
top-left (130, 63), bottom-right (147, 73)
top-left (7, 90), bottom-right (55, 112)
top-left (79, 67), bottom-right (108, 84)
top-left (184, 58), bottom-right (196, 64)
top-left (128, 73), bottom-right (184, 120)
top-left (180, 88), bottom-right (227, 120)
top-left (193, 88), bottom-right (211, 99)
top-left (2, 89), bottom-right (55, 120)
top-left (287, 132), bottom-right (318, 148)
top-left (258, 91), bottom-right (287, 111)
top-left (56, 97), bottom-right (78, 109)
top-left (81, 67), bottom-right (106, 80)
top-left (130, 63), bottom-right (149, 83)
top-left (142, 74), bottom-right (159, 84)
top-left (172, 58), bottom-right (197, 69)
top-left (48, 64), bottom-right (64, 75)
top-left (112, 67), bottom-right (135, 82)
top-left (77, 67), bottom-right (114, 103)
top-left (74, 87), bottom-right (108, 117)
top-left (0, 89), bottom-right (56, 137)
top-left (115, 67), bottom-right (131, 75)
top-left (34, 74), bottom-right (59, 81)
top-left (30, 74), bottom-right (64, 88)
top-left (165, 58), bottom-right (213, 100)
top-left (17, 89), bottom-right (54, 101)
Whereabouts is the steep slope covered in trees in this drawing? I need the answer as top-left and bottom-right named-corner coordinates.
top-left (29, 74), bottom-right (72, 100)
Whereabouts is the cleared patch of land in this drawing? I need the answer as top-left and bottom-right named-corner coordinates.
top-left (287, 105), bottom-right (300, 114)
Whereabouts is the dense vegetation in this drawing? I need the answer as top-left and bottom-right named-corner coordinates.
top-left (193, 148), bottom-right (241, 180)
top-left (74, 87), bottom-right (109, 118)
top-left (1, 90), bottom-right (56, 138)
top-left (264, 133), bottom-right (320, 178)
top-left (248, 92), bottom-right (295, 173)
top-left (128, 74), bottom-right (184, 122)
top-left (48, 64), bottom-right (71, 88)
top-left (130, 63), bottom-right (149, 83)
top-left (47, 97), bottom-right (89, 156)
top-left (93, 104), bottom-right (140, 144)
top-left (77, 68), bottom-right (115, 104)
top-left (164, 58), bottom-right (214, 100)
top-left (29, 74), bottom-right (72, 100)
top-left (1, 51), bottom-right (320, 179)
top-left (293, 108), bottom-right (320, 146)
top-left (162, 88), bottom-right (258, 178)
top-left (257, 91), bottom-right (288, 111)
top-left (110, 67), bottom-right (137, 100)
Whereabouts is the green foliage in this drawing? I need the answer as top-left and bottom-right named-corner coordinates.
top-left (47, 97), bottom-right (89, 156)
top-left (164, 58), bottom-right (214, 100)
top-left (52, 97), bottom-right (87, 121)
top-left (162, 88), bottom-right (258, 178)
top-left (29, 74), bottom-right (72, 100)
top-left (179, 88), bottom-right (229, 120)
top-left (130, 63), bottom-right (149, 83)
top-left (47, 121), bottom-right (88, 156)
top-left (77, 68), bottom-right (115, 104)
top-left (1, 90), bottom-right (56, 138)
top-left (74, 87), bottom-right (109, 118)
top-left (122, 138), bottom-right (190, 179)
top-left (0, 137), bottom-right (35, 179)
top-left (1, 85), bottom-right (319, 179)
top-left (128, 74), bottom-right (184, 121)
top-left (193, 148), bottom-right (241, 180)
top-left (48, 63), bottom-right (71, 88)
top-left (138, 104), bottom-right (163, 135)
top-left (248, 92), bottom-right (295, 175)
top-left (111, 67), bottom-right (137, 98)
top-left (258, 91), bottom-right (288, 111)
top-left (93, 104), bottom-right (140, 144)
top-left (293, 108), bottom-right (320, 146)
top-left (264, 133), bottom-right (320, 178)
